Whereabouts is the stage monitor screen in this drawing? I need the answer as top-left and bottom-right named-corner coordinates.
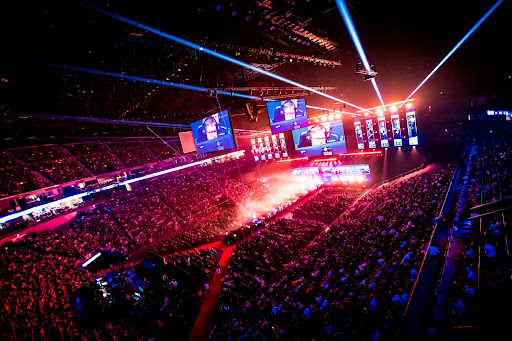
top-left (391, 114), bottom-right (402, 147)
top-left (279, 133), bottom-right (288, 157)
top-left (377, 116), bottom-right (389, 148)
top-left (267, 98), bottom-right (309, 134)
top-left (179, 131), bottom-right (197, 153)
top-left (272, 135), bottom-right (281, 158)
top-left (251, 138), bottom-right (260, 161)
top-left (190, 110), bottom-right (236, 153)
top-left (292, 120), bottom-right (347, 157)
top-left (406, 110), bottom-right (418, 145)
top-left (366, 118), bottom-right (376, 148)
top-left (354, 118), bottom-right (364, 149)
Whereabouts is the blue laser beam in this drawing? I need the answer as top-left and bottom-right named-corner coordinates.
top-left (40, 62), bottom-right (262, 101)
top-left (335, 0), bottom-right (386, 109)
top-left (400, 0), bottom-right (504, 107)
top-left (79, 2), bottom-right (368, 112)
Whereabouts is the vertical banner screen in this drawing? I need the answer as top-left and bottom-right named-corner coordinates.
top-left (279, 133), bottom-right (288, 157)
top-left (251, 139), bottom-right (259, 161)
top-left (264, 136), bottom-right (273, 160)
top-left (258, 137), bottom-right (266, 160)
top-left (377, 116), bottom-right (389, 148)
top-left (354, 118), bottom-right (364, 149)
top-left (406, 111), bottom-right (418, 145)
top-left (272, 135), bottom-right (281, 158)
top-left (391, 114), bottom-right (402, 147)
top-left (366, 118), bottom-right (376, 148)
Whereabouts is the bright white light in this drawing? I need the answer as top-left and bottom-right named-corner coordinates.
top-left (389, 106), bottom-right (398, 112)
top-left (376, 108), bottom-right (383, 115)
top-left (321, 117), bottom-right (327, 122)
top-left (336, 113), bottom-right (341, 119)
top-left (405, 103), bottom-right (412, 109)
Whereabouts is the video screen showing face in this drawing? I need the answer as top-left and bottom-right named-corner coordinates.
top-left (377, 117), bottom-right (389, 148)
top-left (354, 119), bottom-right (364, 149)
top-left (292, 120), bottom-right (347, 157)
top-left (391, 114), bottom-right (402, 147)
top-left (366, 118), bottom-right (376, 148)
top-left (406, 111), bottom-right (418, 145)
top-left (267, 98), bottom-right (309, 134)
top-left (190, 110), bottom-right (236, 153)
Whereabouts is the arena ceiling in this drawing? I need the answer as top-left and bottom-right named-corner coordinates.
top-left (3, 0), bottom-right (511, 130)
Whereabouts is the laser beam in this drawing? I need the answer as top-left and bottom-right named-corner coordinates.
top-left (399, 0), bottom-right (504, 107)
top-left (335, 0), bottom-right (386, 109)
top-left (80, 2), bottom-right (368, 112)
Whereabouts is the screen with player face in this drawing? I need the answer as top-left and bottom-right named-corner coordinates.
top-left (406, 110), bottom-right (418, 145)
top-left (366, 118), bottom-right (376, 148)
top-left (377, 116), bottom-right (389, 148)
top-left (391, 114), bottom-right (402, 147)
top-left (190, 110), bottom-right (236, 153)
top-left (354, 118), bottom-right (364, 149)
top-left (267, 98), bottom-right (309, 134)
top-left (292, 120), bottom-right (347, 157)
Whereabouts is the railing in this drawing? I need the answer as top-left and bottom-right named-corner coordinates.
top-left (403, 164), bottom-right (458, 316)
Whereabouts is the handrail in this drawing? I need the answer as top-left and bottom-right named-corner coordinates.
top-left (403, 164), bottom-right (458, 316)
top-left (371, 162), bottom-right (427, 190)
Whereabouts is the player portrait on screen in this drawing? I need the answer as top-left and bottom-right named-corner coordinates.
top-left (407, 114), bottom-right (417, 138)
top-left (379, 120), bottom-right (388, 140)
top-left (392, 118), bottom-right (401, 139)
top-left (355, 122), bottom-right (364, 144)
top-left (298, 123), bottom-right (339, 148)
top-left (272, 99), bottom-right (305, 123)
top-left (196, 115), bottom-right (228, 143)
top-left (366, 120), bottom-right (375, 145)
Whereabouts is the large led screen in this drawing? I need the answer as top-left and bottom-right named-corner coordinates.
top-left (354, 118), bottom-right (364, 149)
top-left (406, 110), bottom-right (418, 146)
top-left (366, 118), bottom-right (376, 148)
top-left (190, 110), bottom-right (236, 153)
top-left (391, 114), bottom-right (402, 147)
top-left (377, 116), bottom-right (389, 148)
top-left (292, 120), bottom-right (347, 157)
top-left (267, 98), bottom-right (309, 134)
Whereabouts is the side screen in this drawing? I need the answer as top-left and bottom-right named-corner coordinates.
top-left (377, 116), bottom-right (389, 148)
top-left (292, 120), bottom-right (347, 157)
top-left (354, 118), bottom-right (364, 149)
top-left (391, 114), bottom-right (402, 147)
top-left (366, 118), bottom-right (376, 148)
top-left (406, 110), bottom-right (418, 145)
top-left (267, 98), bottom-right (309, 134)
top-left (190, 110), bottom-right (236, 153)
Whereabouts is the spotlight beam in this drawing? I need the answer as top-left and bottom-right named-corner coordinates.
top-left (80, 2), bottom-right (368, 112)
top-left (335, 0), bottom-right (386, 109)
top-left (399, 0), bottom-right (504, 107)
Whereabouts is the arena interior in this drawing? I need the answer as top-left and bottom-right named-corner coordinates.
top-left (1, 1), bottom-right (512, 340)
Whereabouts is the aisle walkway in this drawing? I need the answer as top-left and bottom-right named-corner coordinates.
top-left (189, 242), bottom-right (234, 341)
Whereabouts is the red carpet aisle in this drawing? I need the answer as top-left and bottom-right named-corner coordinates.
top-left (189, 242), bottom-right (234, 341)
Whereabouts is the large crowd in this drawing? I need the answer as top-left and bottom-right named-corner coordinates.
top-left (0, 151), bottom-right (459, 341)
top-left (0, 140), bottom-right (190, 198)
top-left (212, 166), bottom-right (454, 340)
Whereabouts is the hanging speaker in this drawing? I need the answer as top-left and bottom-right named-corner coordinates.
top-left (244, 102), bottom-right (258, 122)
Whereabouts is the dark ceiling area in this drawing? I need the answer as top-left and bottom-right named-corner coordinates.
top-left (2, 0), bottom-right (511, 136)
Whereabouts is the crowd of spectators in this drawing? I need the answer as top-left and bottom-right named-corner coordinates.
top-left (293, 187), bottom-right (365, 224)
top-left (212, 166), bottom-right (454, 340)
top-left (0, 151), bottom-right (53, 197)
top-left (107, 141), bottom-right (159, 167)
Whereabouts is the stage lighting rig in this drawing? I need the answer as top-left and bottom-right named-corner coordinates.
top-left (355, 61), bottom-right (378, 80)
